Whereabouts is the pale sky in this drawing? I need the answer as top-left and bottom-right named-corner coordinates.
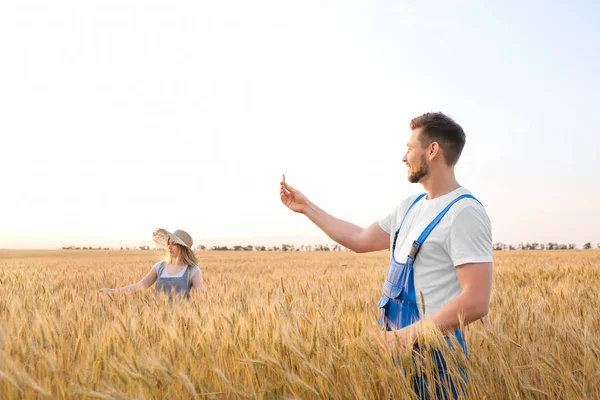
top-left (1, 0), bottom-right (599, 249)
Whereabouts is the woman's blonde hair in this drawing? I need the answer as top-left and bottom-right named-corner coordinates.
top-left (166, 244), bottom-right (199, 268)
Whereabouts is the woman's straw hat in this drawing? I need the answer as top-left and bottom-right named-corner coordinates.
top-left (152, 228), bottom-right (193, 249)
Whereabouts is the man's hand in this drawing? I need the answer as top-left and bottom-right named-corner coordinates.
top-left (384, 321), bottom-right (437, 348)
top-left (98, 288), bottom-right (115, 296)
top-left (280, 181), bottom-right (309, 214)
top-left (385, 327), bottom-right (414, 347)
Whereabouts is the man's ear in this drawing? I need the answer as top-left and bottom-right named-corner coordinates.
top-left (428, 141), bottom-right (441, 161)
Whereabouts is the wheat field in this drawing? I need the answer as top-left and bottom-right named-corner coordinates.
top-left (0, 249), bottom-right (598, 399)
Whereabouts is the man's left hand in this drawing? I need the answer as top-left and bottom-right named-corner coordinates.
top-left (385, 327), bottom-right (413, 347)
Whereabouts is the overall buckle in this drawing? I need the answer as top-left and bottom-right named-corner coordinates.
top-left (408, 240), bottom-right (421, 259)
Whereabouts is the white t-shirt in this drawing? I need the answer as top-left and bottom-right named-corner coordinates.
top-left (154, 262), bottom-right (200, 279)
top-left (378, 186), bottom-right (492, 318)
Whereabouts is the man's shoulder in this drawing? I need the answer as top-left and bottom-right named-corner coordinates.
top-left (378, 192), bottom-right (425, 233)
top-left (444, 187), bottom-right (481, 208)
top-left (388, 193), bottom-right (425, 218)
top-left (401, 192), bottom-right (427, 209)
top-left (447, 192), bottom-right (491, 226)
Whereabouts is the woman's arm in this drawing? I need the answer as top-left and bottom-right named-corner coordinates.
top-left (99, 266), bottom-right (158, 295)
top-left (191, 269), bottom-right (204, 293)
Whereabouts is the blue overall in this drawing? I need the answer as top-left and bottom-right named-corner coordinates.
top-left (155, 261), bottom-right (196, 300)
top-left (378, 193), bottom-right (480, 399)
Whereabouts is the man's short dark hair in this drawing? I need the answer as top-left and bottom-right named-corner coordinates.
top-left (410, 112), bottom-right (466, 166)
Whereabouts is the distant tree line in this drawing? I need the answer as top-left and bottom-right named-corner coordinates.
top-left (61, 242), bottom-right (599, 251)
top-left (61, 246), bottom-right (112, 250)
top-left (60, 244), bottom-right (348, 252)
top-left (201, 244), bottom-right (347, 252)
top-left (493, 242), bottom-right (600, 251)
top-left (61, 245), bottom-right (151, 250)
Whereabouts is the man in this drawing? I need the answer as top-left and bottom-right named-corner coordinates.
top-left (280, 112), bottom-right (493, 398)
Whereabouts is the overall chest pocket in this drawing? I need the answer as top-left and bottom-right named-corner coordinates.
top-left (378, 256), bottom-right (416, 308)
top-left (378, 286), bottom-right (403, 308)
top-left (378, 273), bottom-right (406, 309)
top-left (157, 275), bottom-right (189, 294)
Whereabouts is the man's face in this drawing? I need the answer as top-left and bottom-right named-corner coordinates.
top-left (402, 128), bottom-right (429, 183)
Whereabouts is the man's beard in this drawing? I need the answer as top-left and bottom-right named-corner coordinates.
top-left (408, 155), bottom-right (429, 183)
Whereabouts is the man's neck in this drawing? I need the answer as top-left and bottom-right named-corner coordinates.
top-left (420, 169), bottom-right (460, 200)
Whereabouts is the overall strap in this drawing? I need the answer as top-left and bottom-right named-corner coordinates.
top-left (392, 193), bottom-right (426, 253)
top-left (408, 194), bottom-right (482, 259)
top-left (186, 265), bottom-right (193, 288)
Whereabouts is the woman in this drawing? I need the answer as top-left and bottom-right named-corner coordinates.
top-left (99, 228), bottom-right (204, 298)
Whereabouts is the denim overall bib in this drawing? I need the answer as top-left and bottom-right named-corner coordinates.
top-left (155, 262), bottom-right (194, 299)
top-left (378, 193), bottom-right (480, 399)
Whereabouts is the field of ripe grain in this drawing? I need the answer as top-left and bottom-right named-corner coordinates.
top-left (0, 250), bottom-right (599, 399)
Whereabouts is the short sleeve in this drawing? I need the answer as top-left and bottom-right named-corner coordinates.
top-left (154, 261), bottom-right (163, 273)
top-left (189, 265), bottom-right (201, 279)
top-left (378, 195), bottom-right (418, 235)
top-left (378, 211), bottom-right (394, 234)
top-left (448, 206), bottom-right (493, 267)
